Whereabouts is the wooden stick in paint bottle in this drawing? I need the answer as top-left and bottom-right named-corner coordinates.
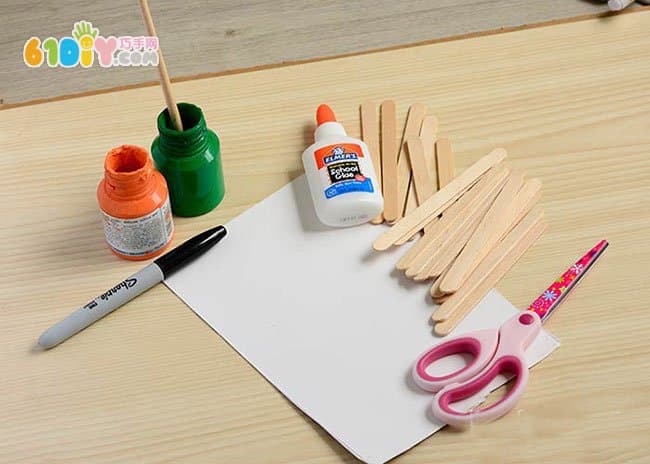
top-left (139, 0), bottom-right (183, 131)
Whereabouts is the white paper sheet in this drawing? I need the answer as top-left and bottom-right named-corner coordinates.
top-left (165, 176), bottom-right (559, 464)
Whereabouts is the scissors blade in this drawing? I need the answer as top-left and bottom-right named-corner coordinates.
top-left (528, 239), bottom-right (608, 321)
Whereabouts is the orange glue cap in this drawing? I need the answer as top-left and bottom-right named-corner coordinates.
top-left (316, 104), bottom-right (337, 125)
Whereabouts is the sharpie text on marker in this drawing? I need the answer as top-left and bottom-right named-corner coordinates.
top-left (38, 225), bottom-right (227, 349)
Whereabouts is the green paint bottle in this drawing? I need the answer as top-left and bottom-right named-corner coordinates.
top-left (152, 102), bottom-right (225, 217)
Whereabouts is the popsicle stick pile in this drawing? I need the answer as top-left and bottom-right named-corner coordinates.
top-left (362, 101), bottom-right (546, 336)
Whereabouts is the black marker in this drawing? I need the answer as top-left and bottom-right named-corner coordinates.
top-left (38, 226), bottom-right (227, 349)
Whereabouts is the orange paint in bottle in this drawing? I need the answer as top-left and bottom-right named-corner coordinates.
top-left (97, 145), bottom-right (174, 260)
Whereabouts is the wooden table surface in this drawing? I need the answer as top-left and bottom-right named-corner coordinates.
top-left (2, 11), bottom-right (649, 464)
top-left (0, 0), bottom-right (623, 106)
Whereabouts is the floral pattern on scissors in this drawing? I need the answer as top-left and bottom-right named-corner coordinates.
top-left (527, 240), bottom-right (607, 319)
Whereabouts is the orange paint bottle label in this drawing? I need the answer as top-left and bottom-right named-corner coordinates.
top-left (101, 197), bottom-right (173, 258)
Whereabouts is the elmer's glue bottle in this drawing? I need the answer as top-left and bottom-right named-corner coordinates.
top-left (302, 104), bottom-right (383, 227)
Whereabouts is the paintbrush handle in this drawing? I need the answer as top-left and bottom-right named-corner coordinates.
top-left (139, 0), bottom-right (183, 132)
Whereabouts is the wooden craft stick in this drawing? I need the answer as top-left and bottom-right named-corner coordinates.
top-left (404, 181), bottom-right (419, 215)
top-left (432, 294), bottom-right (451, 305)
top-left (396, 103), bottom-right (427, 219)
top-left (403, 141), bottom-right (423, 215)
top-left (436, 138), bottom-right (456, 188)
top-left (432, 266), bottom-right (452, 305)
top-left (412, 175), bottom-right (503, 281)
top-left (381, 101), bottom-right (399, 222)
top-left (438, 170), bottom-right (526, 294)
top-left (395, 164), bottom-right (506, 270)
top-left (419, 116), bottom-right (439, 178)
top-left (419, 117), bottom-right (442, 234)
top-left (139, 0), bottom-right (183, 131)
top-left (403, 136), bottom-right (428, 231)
top-left (406, 138), bottom-right (436, 204)
top-left (404, 166), bottom-right (509, 276)
top-left (421, 117), bottom-right (441, 234)
top-left (432, 280), bottom-right (447, 298)
top-left (361, 102), bottom-right (383, 224)
top-left (431, 210), bottom-right (546, 332)
top-left (511, 178), bottom-right (543, 226)
top-left (373, 148), bottom-right (507, 251)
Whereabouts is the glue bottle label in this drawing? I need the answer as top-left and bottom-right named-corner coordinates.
top-left (314, 144), bottom-right (374, 199)
top-left (101, 198), bottom-right (174, 258)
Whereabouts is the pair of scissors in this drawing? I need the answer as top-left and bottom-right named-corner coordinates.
top-left (412, 240), bottom-right (608, 427)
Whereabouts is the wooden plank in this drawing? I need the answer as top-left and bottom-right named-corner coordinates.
top-left (1, 12), bottom-right (650, 464)
top-left (1, 1), bottom-right (615, 106)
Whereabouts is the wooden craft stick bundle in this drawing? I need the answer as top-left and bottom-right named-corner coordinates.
top-left (373, 148), bottom-right (507, 250)
top-left (361, 102), bottom-right (440, 226)
top-left (401, 164), bottom-right (544, 331)
top-left (432, 210), bottom-right (547, 335)
top-left (403, 166), bottom-right (510, 277)
top-left (361, 101), bottom-right (546, 334)
top-left (410, 168), bottom-right (544, 331)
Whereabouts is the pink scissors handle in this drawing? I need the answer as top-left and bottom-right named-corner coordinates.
top-left (431, 311), bottom-right (542, 427)
top-left (412, 329), bottom-right (499, 392)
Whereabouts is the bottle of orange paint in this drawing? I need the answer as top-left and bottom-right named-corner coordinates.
top-left (97, 145), bottom-right (174, 260)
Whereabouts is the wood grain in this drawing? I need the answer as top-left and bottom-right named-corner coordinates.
top-left (2, 11), bottom-right (650, 464)
top-left (0, 1), bottom-right (618, 106)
